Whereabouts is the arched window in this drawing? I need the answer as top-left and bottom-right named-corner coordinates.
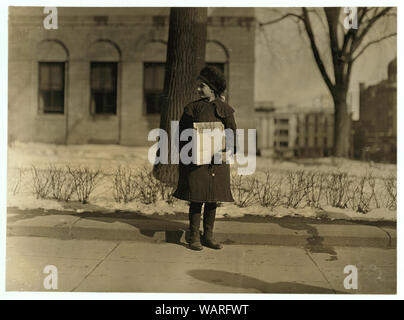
top-left (141, 40), bottom-right (167, 115)
top-left (88, 40), bottom-right (121, 115)
top-left (37, 40), bottom-right (68, 114)
top-left (206, 40), bottom-right (229, 97)
top-left (141, 39), bottom-right (230, 114)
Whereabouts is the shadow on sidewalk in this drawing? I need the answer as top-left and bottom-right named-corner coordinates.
top-left (75, 211), bottom-right (190, 248)
top-left (188, 269), bottom-right (346, 294)
top-left (271, 217), bottom-right (338, 261)
top-left (8, 207), bottom-right (191, 248)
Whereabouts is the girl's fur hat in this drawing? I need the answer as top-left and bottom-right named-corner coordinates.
top-left (198, 65), bottom-right (226, 95)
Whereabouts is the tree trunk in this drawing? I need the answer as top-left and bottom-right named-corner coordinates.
top-left (333, 88), bottom-right (351, 158)
top-left (153, 8), bottom-right (207, 185)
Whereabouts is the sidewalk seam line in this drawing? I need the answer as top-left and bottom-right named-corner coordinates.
top-left (378, 226), bottom-right (393, 248)
top-left (69, 217), bottom-right (82, 239)
top-left (304, 248), bottom-right (337, 294)
top-left (70, 241), bottom-right (121, 292)
top-left (6, 226), bottom-right (396, 248)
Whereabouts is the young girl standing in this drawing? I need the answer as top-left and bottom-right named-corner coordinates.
top-left (173, 65), bottom-right (237, 251)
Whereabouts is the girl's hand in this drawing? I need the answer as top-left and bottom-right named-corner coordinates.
top-left (211, 150), bottom-right (234, 164)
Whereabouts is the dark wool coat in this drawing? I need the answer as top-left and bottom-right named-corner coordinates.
top-left (173, 98), bottom-right (237, 203)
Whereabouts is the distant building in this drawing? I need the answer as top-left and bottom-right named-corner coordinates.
top-left (353, 57), bottom-right (397, 163)
top-left (255, 102), bottom-right (334, 158)
top-left (295, 111), bottom-right (334, 157)
top-left (8, 7), bottom-right (256, 145)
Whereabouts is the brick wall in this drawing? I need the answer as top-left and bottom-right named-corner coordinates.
top-left (8, 7), bottom-right (256, 146)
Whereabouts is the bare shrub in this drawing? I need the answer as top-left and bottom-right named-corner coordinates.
top-left (156, 180), bottom-right (177, 205)
top-left (31, 165), bottom-right (52, 199)
top-left (231, 173), bottom-right (257, 207)
top-left (283, 170), bottom-right (308, 208)
top-left (324, 171), bottom-right (351, 209)
top-left (254, 171), bottom-right (283, 209)
top-left (67, 166), bottom-right (102, 204)
top-left (384, 174), bottom-right (397, 210)
top-left (366, 171), bottom-right (380, 209)
top-left (111, 166), bottom-right (176, 205)
top-left (48, 165), bottom-right (75, 201)
top-left (112, 166), bottom-right (138, 203)
top-left (135, 167), bottom-right (160, 204)
top-left (347, 175), bottom-right (373, 213)
top-left (305, 171), bottom-right (327, 209)
top-left (8, 167), bottom-right (25, 196)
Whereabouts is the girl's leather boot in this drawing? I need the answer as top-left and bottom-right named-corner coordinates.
top-left (189, 213), bottom-right (203, 251)
top-left (202, 204), bottom-right (223, 249)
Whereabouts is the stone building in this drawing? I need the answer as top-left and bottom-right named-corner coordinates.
top-left (8, 7), bottom-right (256, 146)
top-left (255, 102), bottom-right (334, 158)
top-left (353, 57), bottom-right (397, 163)
top-left (295, 111), bottom-right (334, 157)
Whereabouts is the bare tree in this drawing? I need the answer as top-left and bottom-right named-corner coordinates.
top-left (259, 7), bottom-right (396, 157)
top-left (153, 8), bottom-right (208, 184)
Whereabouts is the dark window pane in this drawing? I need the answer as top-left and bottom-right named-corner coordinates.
top-left (144, 63), bottom-right (165, 91)
top-left (93, 92), bottom-right (117, 114)
top-left (144, 68), bottom-right (154, 90)
top-left (50, 64), bottom-right (64, 90)
top-left (39, 62), bottom-right (65, 114)
top-left (145, 92), bottom-right (163, 114)
top-left (91, 62), bottom-right (117, 114)
top-left (105, 92), bottom-right (117, 113)
top-left (143, 62), bottom-right (226, 115)
top-left (39, 65), bottom-right (51, 89)
top-left (51, 90), bottom-right (64, 111)
top-left (207, 63), bottom-right (224, 73)
top-left (93, 93), bottom-right (105, 114)
top-left (40, 91), bottom-right (51, 109)
top-left (91, 63), bottom-right (116, 90)
top-left (144, 63), bottom-right (166, 114)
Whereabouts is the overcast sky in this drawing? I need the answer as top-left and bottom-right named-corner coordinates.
top-left (254, 7), bottom-right (397, 116)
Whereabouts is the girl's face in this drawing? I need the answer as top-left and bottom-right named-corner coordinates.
top-left (197, 81), bottom-right (215, 100)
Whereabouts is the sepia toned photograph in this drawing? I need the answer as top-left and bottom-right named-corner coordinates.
top-left (5, 5), bottom-right (397, 295)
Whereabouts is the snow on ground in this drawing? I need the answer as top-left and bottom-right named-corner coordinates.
top-left (7, 142), bottom-right (397, 222)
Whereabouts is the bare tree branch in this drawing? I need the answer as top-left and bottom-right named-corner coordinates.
top-left (359, 7), bottom-right (373, 21)
top-left (324, 8), bottom-right (341, 49)
top-left (256, 6), bottom-right (396, 158)
top-left (351, 7), bottom-right (393, 54)
top-left (385, 12), bottom-right (397, 18)
top-left (341, 7), bottom-right (369, 54)
top-left (351, 32), bottom-right (397, 62)
top-left (371, 7), bottom-right (382, 20)
top-left (309, 8), bottom-right (328, 31)
top-left (301, 7), bottom-right (335, 95)
top-left (344, 60), bottom-right (353, 88)
top-left (324, 8), bottom-right (345, 89)
top-left (258, 13), bottom-right (304, 27)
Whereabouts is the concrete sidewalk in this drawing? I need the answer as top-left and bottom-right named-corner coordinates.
top-left (7, 207), bottom-right (396, 249)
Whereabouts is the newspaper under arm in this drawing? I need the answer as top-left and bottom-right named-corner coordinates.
top-left (193, 122), bottom-right (228, 165)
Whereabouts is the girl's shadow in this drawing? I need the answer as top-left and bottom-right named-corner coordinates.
top-left (188, 269), bottom-right (346, 294)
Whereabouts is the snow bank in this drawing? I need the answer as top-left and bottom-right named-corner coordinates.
top-left (7, 142), bottom-right (397, 222)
